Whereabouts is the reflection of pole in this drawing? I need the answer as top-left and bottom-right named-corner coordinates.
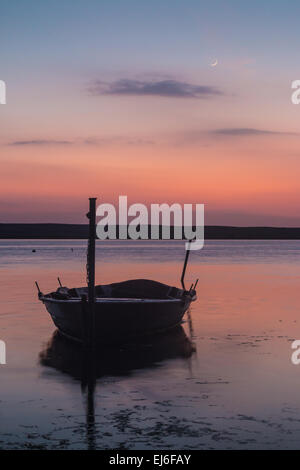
top-left (87, 197), bottom-right (97, 349)
top-left (81, 347), bottom-right (96, 451)
top-left (86, 378), bottom-right (96, 451)
top-left (185, 308), bottom-right (197, 378)
top-left (186, 308), bottom-right (195, 339)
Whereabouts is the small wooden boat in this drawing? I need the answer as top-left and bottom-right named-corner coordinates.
top-left (39, 279), bottom-right (196, 342)
top-left (37, 198), bottom-right (198, 344)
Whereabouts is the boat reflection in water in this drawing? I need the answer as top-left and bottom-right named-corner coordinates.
top-left (39, 323), bottom-right (195, 450)
top-left (39, 324), bottom-right (195, 380)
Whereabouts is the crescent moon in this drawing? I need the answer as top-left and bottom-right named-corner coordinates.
top-left (210, 59), bottom-right (218, 67)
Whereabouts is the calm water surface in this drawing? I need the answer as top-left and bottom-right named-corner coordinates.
top-left (1, 240), bottom-right (300, 450)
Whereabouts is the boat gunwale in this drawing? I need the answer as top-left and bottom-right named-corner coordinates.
top-left (40, 296), bottom-right (187, 304)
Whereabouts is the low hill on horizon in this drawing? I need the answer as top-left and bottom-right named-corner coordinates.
top-left (1, 223), bottom-right (300, 239)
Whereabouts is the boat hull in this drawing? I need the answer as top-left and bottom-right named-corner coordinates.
top-left (41, 297), bottom-right (192, 343)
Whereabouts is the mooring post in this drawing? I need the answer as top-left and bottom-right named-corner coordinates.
top-left (87, 197), bottom-right (97, 348)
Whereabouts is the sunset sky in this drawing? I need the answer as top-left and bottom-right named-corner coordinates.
top-left (1, 0), bottom-right (300, 225)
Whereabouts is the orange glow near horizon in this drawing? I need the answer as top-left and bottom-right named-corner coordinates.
top-left (1, 132), bottom-right (300, 225)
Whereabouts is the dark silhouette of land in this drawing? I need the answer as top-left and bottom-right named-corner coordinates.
top-left (1, 223), bottom-right (300, 239)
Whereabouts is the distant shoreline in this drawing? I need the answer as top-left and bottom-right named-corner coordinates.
top-left (1, 223), bottom-right (300, 240)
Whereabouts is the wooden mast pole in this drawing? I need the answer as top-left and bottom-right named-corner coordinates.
top-left (87, 197), bottom-right (97, 348)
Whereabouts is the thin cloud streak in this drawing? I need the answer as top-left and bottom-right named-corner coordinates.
top-left (89, 79), bottom-right (223, 98)
top-left (8, 126), bottom-right (295, 150)
top-left (211, 128), bottom-right (296, 136)
top-left (7, 136), bottom-right (156, 147)
top-left (170, 127), bottom-right (298, 146)
top-left (9, 139), bottom-right (72, 146)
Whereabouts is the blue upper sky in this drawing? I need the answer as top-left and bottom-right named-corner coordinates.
top-left (2, 0), bottom-right (300, 75)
